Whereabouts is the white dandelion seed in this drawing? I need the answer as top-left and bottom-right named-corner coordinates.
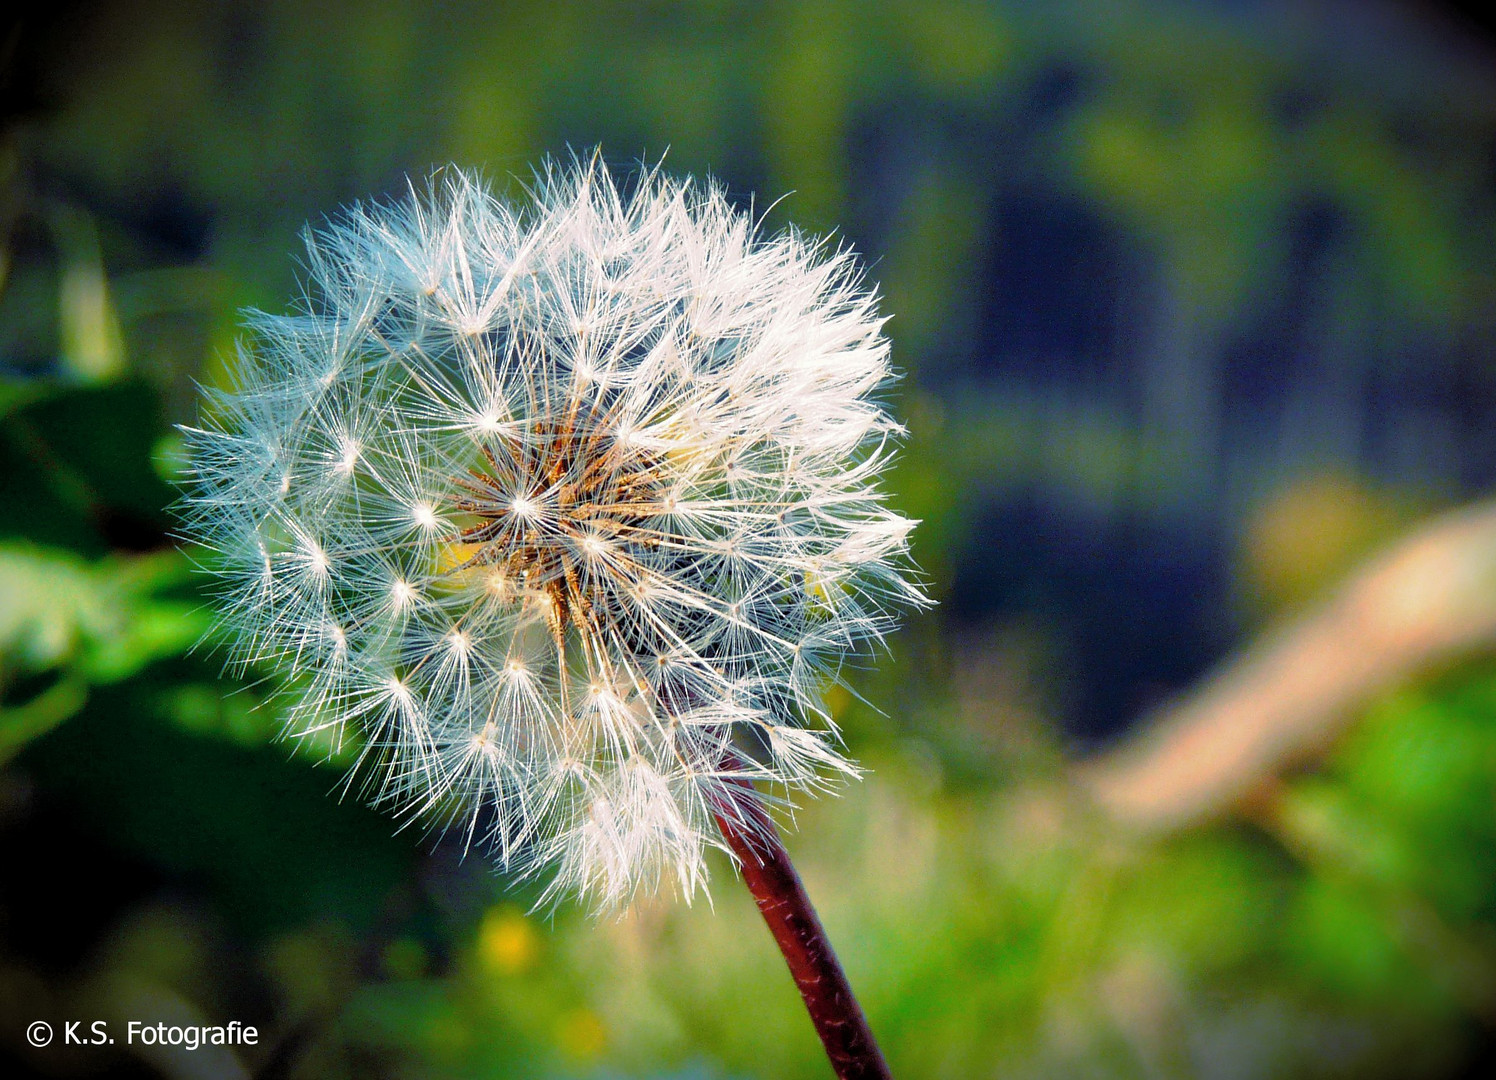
top-left (179, 157), bottom-right (927, 913)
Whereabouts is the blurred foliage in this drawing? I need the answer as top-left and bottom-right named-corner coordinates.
top-left (6, 1), bottom-right (1496, 1078)
top-left (0, 540), bottom-right (201, 763)
top-left (1235, 473), bottom-right (1426, 617)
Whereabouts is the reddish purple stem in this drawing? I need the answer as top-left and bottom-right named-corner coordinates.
top-left (713, 780), bottom-right (894, 1080)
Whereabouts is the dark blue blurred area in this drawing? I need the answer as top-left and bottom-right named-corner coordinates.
top-left (945, 488), bottom-right (1235, 737)
top-left (846, 4), bottom-right (1496, 738)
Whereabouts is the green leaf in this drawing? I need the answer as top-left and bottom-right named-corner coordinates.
top-left (0, 542), bottom-right (205, 756)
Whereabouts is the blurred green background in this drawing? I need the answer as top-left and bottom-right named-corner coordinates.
top-left (7, 1), bottom-right (1496, 1076)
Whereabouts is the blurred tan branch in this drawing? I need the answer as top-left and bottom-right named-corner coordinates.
top-left (1079, 497), bottom-right (1496, 831)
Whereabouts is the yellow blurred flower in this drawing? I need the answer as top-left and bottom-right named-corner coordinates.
top-left (476, 906), bottom-right (538, 976)
top-left (556, 1008), bottom-right (607, 1060)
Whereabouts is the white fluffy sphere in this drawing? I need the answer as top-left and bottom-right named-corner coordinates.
top-left (181, 159), bottom-right (925, 910)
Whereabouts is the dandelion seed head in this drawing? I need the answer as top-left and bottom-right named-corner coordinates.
top-left (179, 157), bottom-right (927, 912)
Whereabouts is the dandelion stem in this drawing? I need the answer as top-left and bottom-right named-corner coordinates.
top-left (714, 781), bottom-right (893, 1080)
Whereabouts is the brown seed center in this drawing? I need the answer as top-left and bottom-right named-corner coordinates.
top-left (452, 421), bottom-right (663, 640)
